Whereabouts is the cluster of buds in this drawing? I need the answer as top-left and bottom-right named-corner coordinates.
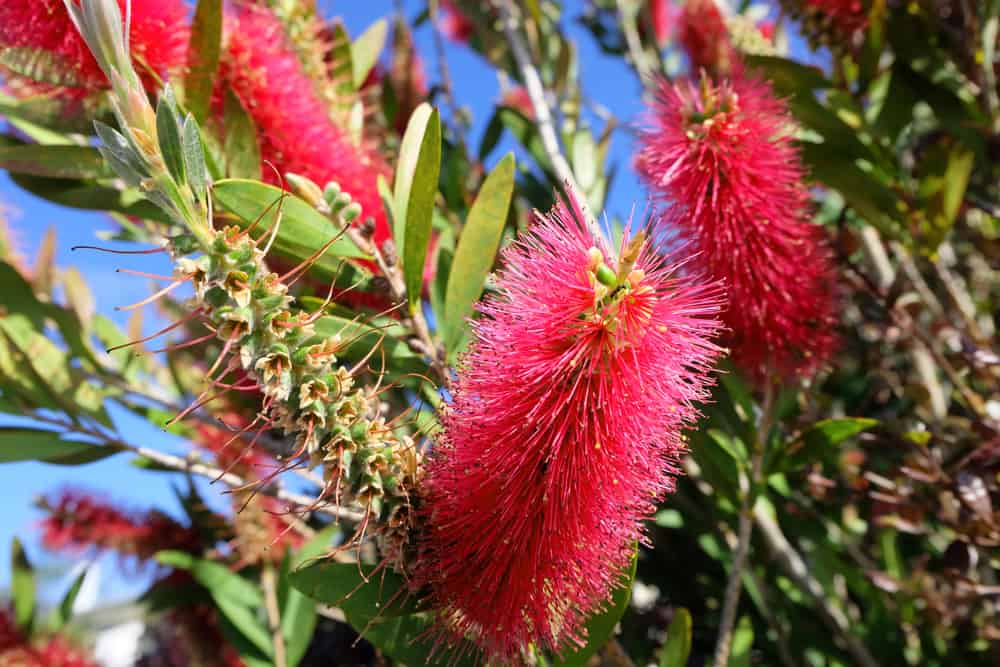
top-left (174, 222), bottom-right (419, 560)
top-left (67, 0), bottom-right (420, 566)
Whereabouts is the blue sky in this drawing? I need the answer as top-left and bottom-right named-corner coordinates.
top-left (0, 0), bottom-right (804, 611)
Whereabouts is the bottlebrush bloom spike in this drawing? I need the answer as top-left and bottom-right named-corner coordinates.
top-left (782, 0), bottom-right (868, 48)
top-left (439, 0), bottom-right (475, 43)
top-left (39, 488), bottom-right (201, 562)
top-left (636, 73), bottom-right (839, 384)
top-left (416, 191), bottom-right (723, 662)
top-left (0, 0), bottom-right (188, 91)
top-left (677, 0), bottom-right (737, 76)
top-left (0, 609), bottom-right (98, 667)
top-left (222, 5), bottom-right (392, 245)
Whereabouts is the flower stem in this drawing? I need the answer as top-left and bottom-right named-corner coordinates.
top-left (491, 0), bottom-right (607, 251)
top-left (262, 564), bottom-right (288, 667)
top-left (712, 381), bottom-right (774, 667)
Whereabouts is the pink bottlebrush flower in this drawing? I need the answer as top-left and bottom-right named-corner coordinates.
top-left (0, 609), bottom-right (98, 667)
top-left (0, 0), bottom-right (189, 91)
top-left (439, 0), bottom-right (475, 43)
top-left (499, 86), bottom-right (535, 120)
top-left (40, 489), bottom-right (201, 562)
top-left (677, 0), bottom-right (736, 76)
top-left (648, 0), bottom-right (678, 46)
top-left (416, 192), bottom-right (723, 662)
top-left (222, 5), bottom-right (393, 246)
top-left (636, 74), bottom-right (839, 384)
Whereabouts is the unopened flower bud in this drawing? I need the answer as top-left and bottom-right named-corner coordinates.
top-left (285, 172), bottom-right (324, 209)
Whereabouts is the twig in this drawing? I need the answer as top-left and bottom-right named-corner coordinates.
top-left (262, 564), bottom-right (288, 667)
top-left (491, 0), bottom-right (607, 249)
top-left (342, 225), bottom-right (451, 389)
top-left (753, 509), bottom-right (879, 667)
top-left (616, 0), bottom-right (655, 83)
top-left (712, 383), bottom-right (774, 667)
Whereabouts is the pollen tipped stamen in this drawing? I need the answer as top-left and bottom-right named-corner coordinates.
top-left (72, 245), bottom-right (166, 255)
top-left (105, 308), bottom-right (206, 352)
top-left (115, 280), bottom-right (184, 311)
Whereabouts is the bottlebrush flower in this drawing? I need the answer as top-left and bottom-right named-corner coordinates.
top-left (636, 73), bottom-right (839, 383)
top-left (439, 0), bottom-right (475, 43)
top-left (0, 609), bottom-right (98, 667)
top-left (649, 0), bottom-right (678, 46)
top-left (222, 5), bottom-right (392, 245)
top-left (416, 192), bottom-right (723, 661)
top-left (0, 0), bottom-right (188, 91)
top-left (39, 488), bottom-right (201, 562)
top-left (790, 0), bottom-right (868, 43)
top-left (677, 0), bottom-right (736, 76)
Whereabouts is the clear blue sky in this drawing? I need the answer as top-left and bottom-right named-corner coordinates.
top-left (0, 0), bottom-right (800, 609)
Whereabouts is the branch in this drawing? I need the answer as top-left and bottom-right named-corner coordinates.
top-left (753, 509), bottom-right (879, 667)
top-left (262, 565), bottom-right (288, 667)
top-left (712, 383), bottom-right (774, 667)
top-left (616, 0), bottom-right (655, 83)
top-left (491, 0), bottom-right (607, 249)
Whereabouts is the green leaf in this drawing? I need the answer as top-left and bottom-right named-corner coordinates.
top-left (0, 314), bottom-right (111, 426)
top-left (52, 568), bottom-right (88, 631)
top-left (0, 144), bottom-right (112, 180)
top-left (0, 47), bottom-right (86, 87)
top-left (182, 113), bottom-right (208, 201)
top-left (222, 90), bottom-right (261, 180)
top-left (393, 103), bottom-right (434, 254)
top-left (355, 613), bottom-right (476, 667)
top-left (212, 179), bottom-right (369, 267)
top-left (0, 428), bottom-right (120, 465)
top-left (185, 0), bottom-right (223, 123)
top-left (498, 107), bottom-right (552, 175)
top-left (781, 418), bottom-right (878, 472)
top-left (216, 593), bottom-right (273, 657)
top-left (9, 173), bottom-right (170, 223)
top-left (156, 87), bottom-right (186, 185)
top-left (920, 143), bottom-right (974, 251)
top-left (659, 608), bottom-right (692, 667)
top-left (289, 560), bottom-right (419, 621)
top-left (399, 106), bottom-right (441, 312)
top-left (11, 538), bottom-right (35, 633)
top-left (281, 581), bottom-right (317, 667)
top-left (745, 55), bottom-right (831, 93)
top-left (552, 549), bottom-right (637, 667)
top-left (728, 616), bottom-right (754, 667)
top-left (351, 19), bottom-right (388, 89)
top-left (155, 551), bottom-right (263, 607)
top-left (443, 153), bottom-right (514, 352)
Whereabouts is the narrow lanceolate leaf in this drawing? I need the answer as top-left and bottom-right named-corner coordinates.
top-left (222, 90), bottom-right (261, 179)
top-left (289, 560), bottom-right (419, 621)
top-left (0, 144), bottom-right (112, 180)
top-left (185, 0), bottom-right (223, 123)
top-left (399, 106), bottom-right (441, 312)
top-left (351, 19), bottom-right (388, 89)
top-left (0, 428), bottom-right (121, 465)
top-left (156, 88), bottom-right (186, 185)
top-left (52, 568), bottom-right (89, 631)
top-left (182, 113), bottom-right (208, 201)
top-left (443, 153), bottom-right (515, 353)
top-left (212, 179), bottom-right (368, 262)
top-left (11, 538), bottom-right (36, 632)
top-left (781, 417), bottom-right (879, 472)
top-left (156, 551), bottom-right (263, 607)
top-left (392, 103), bottom-right (435, 252)
top-left (552, 550), bottom-right (637, 667)
top-left (659, 608), bottom-right (692, 667)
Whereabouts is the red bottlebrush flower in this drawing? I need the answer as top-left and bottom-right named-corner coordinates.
top-left (676, 0), bottom-right (736, 76)
top-left (40, 488), bottom-right (201, 562)
top-left (0, 0), bottom-right (188, 91)
top-left (499, 86), bottom-right (535, 120)
top-left (802, 0), bottom-right (868, 38)
top-left (648, 0), bottom-right (678, 46)
top-left (0, 610), bottom-right (98, 667)
top-left (222, 5), bottom-right (392, 246)
top-left (416, 192), bottom-right (723, 661)
top-left (439, 0), bottom-right (475, 43)
top-left (636, 74), bottom-right (839, 383)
